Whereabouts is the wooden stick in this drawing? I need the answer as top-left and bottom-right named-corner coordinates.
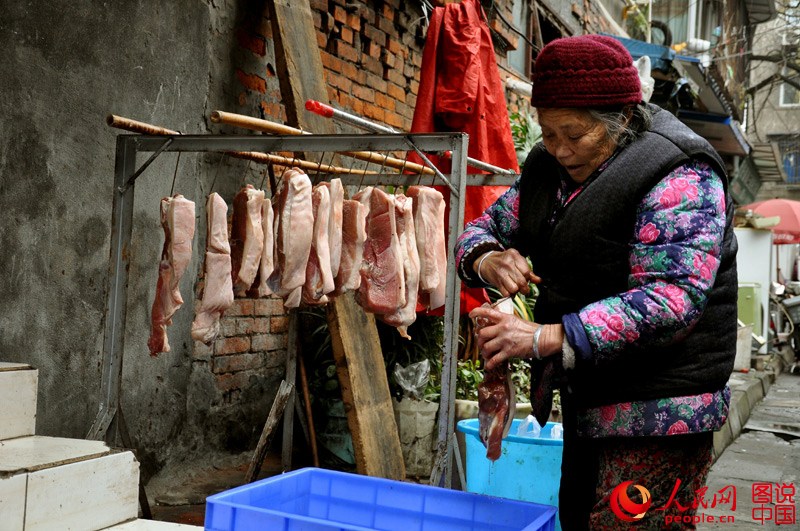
top-left (107, 114), bottom-right (179, 136)
top-left (225, 150), bottom-right (376, 175)
top-left (211, 110), bottom-right (435, 176)
top-left (298, 351), bottom-right (320, 467)
top-left (106, 114), bottom-right (375, 175)
top-left (246, 379), bottom-right (293, 483)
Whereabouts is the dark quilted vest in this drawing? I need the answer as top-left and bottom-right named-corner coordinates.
top-left (516, 106), bottom-right (738, 408)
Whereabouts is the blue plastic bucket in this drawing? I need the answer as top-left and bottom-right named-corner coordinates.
top-left (457, 418), bottom-right (563, 529)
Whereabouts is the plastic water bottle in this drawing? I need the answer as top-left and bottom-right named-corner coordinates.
top-left (550, 424), bottom-right (563, 440)
top-left (516, 415), bottom-right (541, 438)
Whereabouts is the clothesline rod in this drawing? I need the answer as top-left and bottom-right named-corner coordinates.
top-left (343, 173), bottom-right (518, 187)
top-left (131, 134), bottom-right (462, 159)
top-left (106, 114), bottom-right (376, 175)
top-left (305, 100), bottom-right (517, 176)
top-left (107, 114), bottom-right (180, 135)
top-left (210, 110), bottom-right (435, 176)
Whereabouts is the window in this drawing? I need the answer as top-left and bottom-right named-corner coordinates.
top-left (772, 135), bottom-right (800, 183)
top-left (780, 66), bottom-right (800, 107)
top-left (651, 0), bottom-right (689, 45)
top-left (507, 0), bottom-right (531, 75)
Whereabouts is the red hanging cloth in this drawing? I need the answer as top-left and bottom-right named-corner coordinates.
top-left (410, 0), bottom-right (519, 314)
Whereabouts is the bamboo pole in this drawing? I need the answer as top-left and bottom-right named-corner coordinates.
top-left (107, 114), bottom-right (179, 136)
top-left (105, 114), bottom-right (375, 175)
top-left (210, 110), bottom-right (435, 176)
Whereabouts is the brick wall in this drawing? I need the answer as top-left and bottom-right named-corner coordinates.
top-left (198, 0), bottom-right (544, 439)
top-left (192, 296), bottom-right (289, 406)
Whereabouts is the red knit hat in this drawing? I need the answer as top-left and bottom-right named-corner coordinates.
top-left (531, 35), bottom-right (642, 108)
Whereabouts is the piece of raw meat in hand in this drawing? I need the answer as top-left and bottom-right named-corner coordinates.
top-left (475, 298), bottom-right (516, 460)
top-left (148, 194), bottom-right (196, 355)
top-left (478, 361), bottom-right (516, 461)
top-left (191, 193), bottom-right (234, 344)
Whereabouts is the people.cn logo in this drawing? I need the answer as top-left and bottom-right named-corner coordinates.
top-left (610, 481), bottom-right (653, 522)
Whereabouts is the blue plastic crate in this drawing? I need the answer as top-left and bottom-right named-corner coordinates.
top-left (205, 467), bottom-right (557, 531)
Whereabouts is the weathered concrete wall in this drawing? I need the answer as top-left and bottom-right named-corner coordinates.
top-left (0, 0), bottom-right (263, 470)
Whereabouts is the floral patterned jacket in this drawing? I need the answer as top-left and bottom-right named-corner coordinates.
top-left (455, 157), bottom-right (730, 437)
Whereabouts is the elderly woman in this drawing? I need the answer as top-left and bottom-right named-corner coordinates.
top-left (456, 35), bottom-right (737, 529)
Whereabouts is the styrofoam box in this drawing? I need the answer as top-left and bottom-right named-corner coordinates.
top-left (205, 467), bottom-right (557, 531)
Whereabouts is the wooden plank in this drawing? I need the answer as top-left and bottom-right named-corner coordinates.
top-left (0, 366), bottom-right (37, 440)
top-left (268, 0), bottom-right (325, 468)
top-left (268, 0), bottom-right (334, 138)
top-left (281, 312), bottom-right (298, 472)
top-left (247, 380), bottom-right (293, 483)
top-left (25, 451), bottom-right (139, 530)
top-left (267, 0), bottom-right (404, 480)
top-left (327, 293), bottom-right (405, 480)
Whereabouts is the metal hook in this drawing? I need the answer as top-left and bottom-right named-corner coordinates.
top-left (239, 159), bottom-right (253, 189)
top-left (169, 151), bottom-right (182, 197)
top-left (209, 152), bottom-right (228, 195)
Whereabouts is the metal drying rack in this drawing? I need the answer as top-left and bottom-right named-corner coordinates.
top-left (89, 129), bottom-right (518, 493)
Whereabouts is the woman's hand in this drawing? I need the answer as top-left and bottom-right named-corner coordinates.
top-left (469, 305), bottom-right (565, 371)
top-left (474, 249), bottom-right (540, 298)
top-left (470, 305), bottom-right (535, 370)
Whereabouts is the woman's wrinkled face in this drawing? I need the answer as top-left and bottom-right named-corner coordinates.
top-left (537, 108), bottom-right (617, 184)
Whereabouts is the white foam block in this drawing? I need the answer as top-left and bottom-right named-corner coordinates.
top-left (25, 451), bottom-right (139, 530)
top-left (0, 363), bottom-right (38, 440)
top-left (0, 474), bottom-right (26, 529)
top-left (0, 436), bottom-right (109, 475)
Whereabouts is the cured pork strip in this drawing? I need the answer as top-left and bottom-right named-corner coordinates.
top-left (302, 184), bottom-right (335, 305)
top-left (380, 194), bottom-right (420, 338)
top-left (148, 194), bottom-right (196, 355)
top-left (268, 169), bottom-right (313, 308)
top-left (357, 188), bottom-right (406, 314)
top-left (332, 199), bottom-right (367, 295)
top-left (321, 178), bottom-right (344, 278)
top-left (191, 193), bottom-right (233, 344)
top-left (230, 185), bottom-right (265, 296)
top-left (478, 362), bottom-right (515, 461)
top-left (476, 298), bottom-right (516, 461)
top-left (256, 198), bottom-right (274, 297)
top-left (406, 186), bottom-right (446, 310)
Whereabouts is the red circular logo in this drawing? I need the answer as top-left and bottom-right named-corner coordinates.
top-left (610, 481), bottom-right (652, 522)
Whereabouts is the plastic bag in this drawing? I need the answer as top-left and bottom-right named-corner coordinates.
top-left (393, 359), bottom-right (430, 400)
top-left (550, 424), bottom-right (563, 440)
top-left (635, 56), bottom-right (655, 103)
top-left (516, 414), bottom-right (541, 438)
